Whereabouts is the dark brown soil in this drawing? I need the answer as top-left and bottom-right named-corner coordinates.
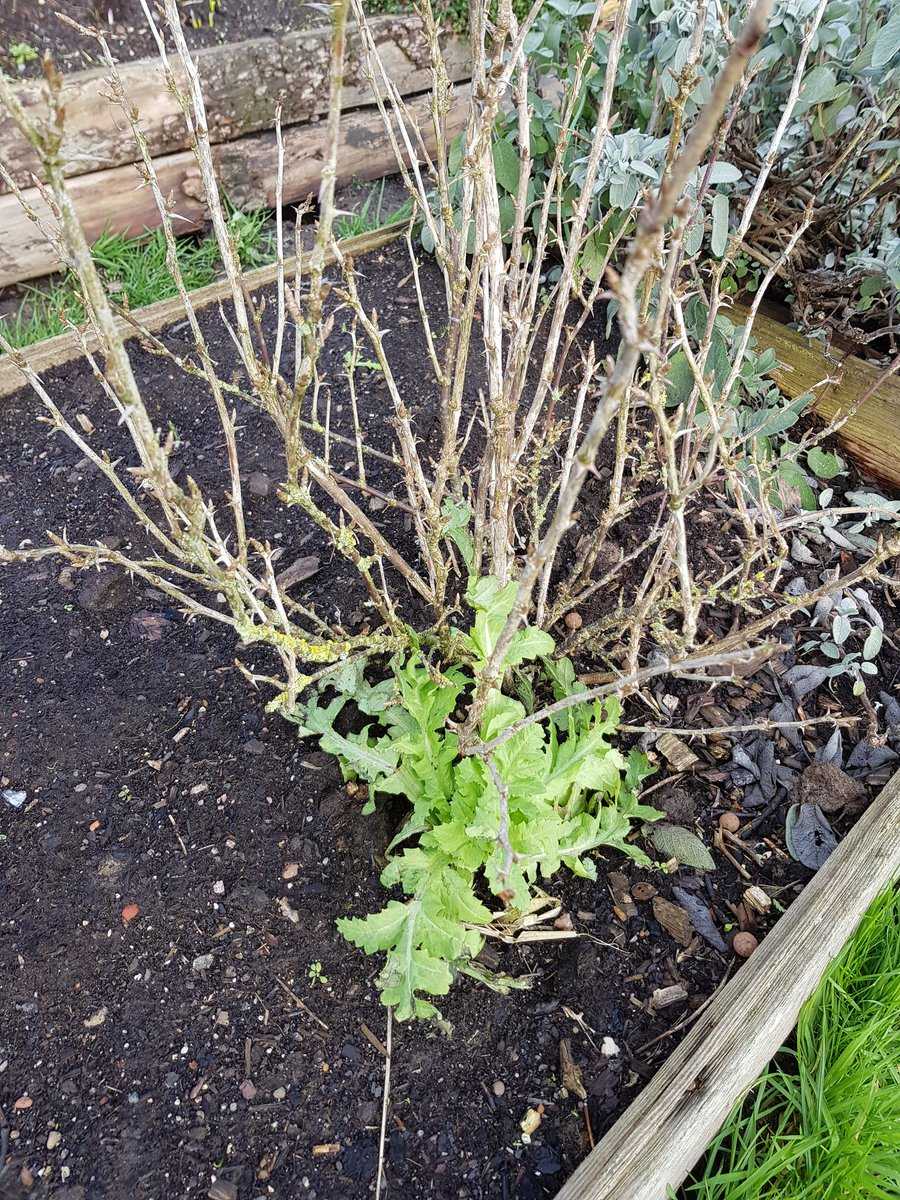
top-left (0, 240), bottom-right (894, 1200)
top-left (1, 0), bottom-right (316, 79)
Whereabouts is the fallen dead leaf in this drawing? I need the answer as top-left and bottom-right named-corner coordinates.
top-left (607, 871), bottom-right (637, 918)
top-left (84, 1005), bottom-right (108, 1029)
top-left (520, 1105), bottom-right (543, 1138)
top-left (796, 761), bottom-right (866, 813)
top-left (275, 555), bottom-right (320, 592)
top-left (631, 882), bottom-right (657, 902)
top-left (651, 895), bottom-right (695, 947)
top-left (559, 1038), bottom-right (587, 1101)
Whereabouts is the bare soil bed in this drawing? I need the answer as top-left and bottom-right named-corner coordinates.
top-left (1, 240), bottom-right (897, 1200)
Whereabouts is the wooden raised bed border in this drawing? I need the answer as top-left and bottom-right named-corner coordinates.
top-left (0, 220), bottom-right (407, 397)
top-left (731, 301), bottom-right (900, 490)
top-left (0, 17), bottom-right (469, 189)
top-left (555, 766), bottom-right (900, 1200)
top-left (0, 17), bottom-right (470, 287)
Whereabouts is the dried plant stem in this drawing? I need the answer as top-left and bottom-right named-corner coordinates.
top-left (467, 646), bottom-right (768, 759)
top-left (458, 0), bottom-right (775, 744)
top-left (375, 1007), bottom-right (392, 1200)
top-left (618, 715), bottom-right (859, 737)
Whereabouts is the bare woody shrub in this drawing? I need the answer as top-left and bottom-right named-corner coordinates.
top-left (1, 0), bottom-right (898, 1017)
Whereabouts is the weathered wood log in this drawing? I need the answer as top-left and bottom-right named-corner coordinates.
top-left (0, 222), bottom-right (407, 399)
top-left (731, 302), bottom-right (900, 489)
top-left (0, 17), bottom-right (469, 190)
top-left (554, 766), bottom-right (900, 1200)
top-left (0, 85), bottom-right (470, 287)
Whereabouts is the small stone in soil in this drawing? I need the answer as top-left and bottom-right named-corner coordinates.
top-left (47, 1130), bottom-right (62, 1150)
top-left (719, 811), bottom-right (741, 833)
top-left (192, 953), bottom-right (214, 972)
top-left (239, 1080), bottom-right (257, 1101)
top-left (207, 1181), bottom-right (238, 1200)
top-left (281, 862), bottom-right (299, 880)
top-left (247, 470), bottom-right (271, 497)
top-left (733, 931), bottom-right (759, 958)
top-left (492, 1080), bottom-right (505, 1097)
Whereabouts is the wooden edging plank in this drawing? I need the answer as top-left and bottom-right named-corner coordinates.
top-left (554, 766), bottom-right (900, 1200)
top-left (0, 85), bottom-right (470, 288)
top-left (0, 221), bottom-right (407, 398)
top-left (731, 302), bottom-right (900, 489)
top-left (0, 17), bottom-right (469, 190)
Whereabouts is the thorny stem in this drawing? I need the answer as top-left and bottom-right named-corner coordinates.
top-left (467, 646), bottom-right (770, 758)
top-left (457, 0), bottom-right (776, 747)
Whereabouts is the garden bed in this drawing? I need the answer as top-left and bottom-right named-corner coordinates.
top-left (2, 236), bottom-right (899, 1199)
top-left (2, 0), bottom-right (320, 77)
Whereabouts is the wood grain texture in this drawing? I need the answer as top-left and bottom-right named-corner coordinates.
top-left (731, 302), bottom-right (900, 489)
top-left (0, 85), bottom-right (470, 287)
top-left (0, 17), bottom-right (469, 189)
top-left (0, 222), bottom-right (406, 398)
top-left (554, 766), bottom-right (900, 1200)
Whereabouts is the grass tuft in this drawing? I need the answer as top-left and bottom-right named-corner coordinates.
top-left (685, 887), bottom-right (900, 1200)
top-left (333, 179), bottom-right (413, 240)
top-left (1, 202), bottom-right (272, 351)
